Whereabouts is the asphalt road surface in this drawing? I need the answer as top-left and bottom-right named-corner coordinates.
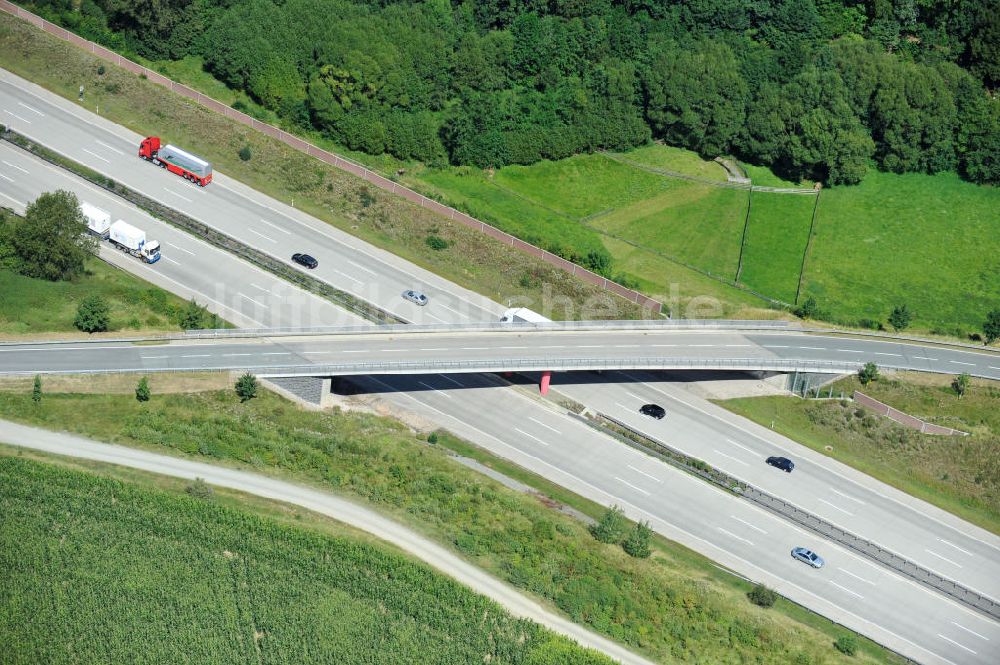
top-left (3, 68), bottom-right (999, 663)
top-left (0, 419), bottom-right (654, 665)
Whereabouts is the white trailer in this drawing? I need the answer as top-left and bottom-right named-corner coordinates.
top-left (500, 307), bottom-right (550, 323)
top-left (80, 202), bottom-right (111, 239)
top-left (108, 220), bottom-right (160, 264)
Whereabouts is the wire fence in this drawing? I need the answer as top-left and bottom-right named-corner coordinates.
top-left (0, 0), bottom-right (662, 313)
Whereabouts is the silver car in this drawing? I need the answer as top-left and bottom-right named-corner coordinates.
top-left (402, 290), bottom-right (428, 306)
top-left (791, 547), bottom-right (825, 569)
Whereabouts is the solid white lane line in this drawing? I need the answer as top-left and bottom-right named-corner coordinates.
top-left (798, 346), bottom-right (825, 350)
top-left (238, 293), bottom-right (267, 308)
top-left (837, 349), bottom-right (863, 354)
top-left (0, 345), bottom-right (132, 352)
top-left (17, 101), bottom-right (44, 116)
top-left (950, 622), bottom-right (990, 641)
top-left (500, 346), bottom-right (528, 350)
top-left (614, 344), bottom-right (640, 348)
top-left (81, 148), bottom-right (110, 163)
top-left (262, 352), bottom-right (291, 356)
top-left (763, 345), bottom-right (788, 349)
top-left (514, 428), bottom-right (549, 446)
top-left (380, 349), bottom-right (404, 353)
top-left (937, 634), bottom-right (977, 655)
top-left (837, 567), bottom-right (876, 585)
top-left (730, 516), bottom-right (767, 534)
top-left (3, 109), bottom-right (30, 124)
top-left (949, 360), bottom-right (975, 366)
top-left (924, 549), bottom-right (963, 568)
top-left (302, 351), bottom-right (330, 355)
top-left (713, 449), bottom-right (749, 466)
top-left (627, 465), bottom-right (662, 484)
top-left (257, 218), bottom-right (291, 234)
top-left (163, 187), bottom-right (191, 203)
top-left (537, 345), bottom-right (563, 349)
top-left (725, 438), bottom-right (759, 456)
top-left (830, 488), bottom-right (866, 505)
top-left (872, 352), bottom-right (900, 357)
top-left (2, 160), bottom-right (28, 174)
top-left (417, 381), bottom-right (453, 399)
top-left (614, 476), bottom-right (651, 496)
top-left (715, 527), bottom-right (753, 547)
top-left (437, 374), bottom-right (465, 388)
top-left (181, 354), bottom-right (211, 358)
top-left (818, 498), bottom-right (854, 517)
top-left (164, 242), bottom-right (194, 256)
top-left (247, 228), bottom-right (276, 243)
top-left (341, 350), bottom-right (366, 354)
top-left (529, 417), bottom-right (562, 435)
top-left (936, 539), bottom-right (973, 556)
top-left (912, 356), bottom-right (938, 361)
top-left (222, 353), bottom-right (252, 357)
top-left (94, 139), bottom-right (123, 155)
top-left (140, 355), bottom-right (167, 359)
top-left (829, 581), bottom-right (864, 600)
top-left (249, 283), bottom-right (270, 293)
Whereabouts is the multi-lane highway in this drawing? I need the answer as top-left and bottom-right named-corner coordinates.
top-left (3, 67), bottom-right (1000, 664)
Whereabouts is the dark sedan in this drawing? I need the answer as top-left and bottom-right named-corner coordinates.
top-left (766, 456), bottom-right (795, 472)
top-left (292, 253), bottom-right (319, 269)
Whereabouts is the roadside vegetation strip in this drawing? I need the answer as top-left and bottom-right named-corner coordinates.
top-left (0, 455), bottom-right (614, 665)
top-left (0, 4), bottom-right (659, 315)
top-left (720, 374), bottom-right (1000, 535)
top-left (0, 128), bottom-right (405, 325)
top-left (0, 388), bottom-right (898, 665)
top-left (583, 411), bottom-right (1000, 621)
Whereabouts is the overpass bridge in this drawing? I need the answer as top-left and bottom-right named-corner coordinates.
top-left (2, 322), bottom-right (998, 388)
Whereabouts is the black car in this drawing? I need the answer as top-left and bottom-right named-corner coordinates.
top-left (640, 403), bottom-right (666, 419)
top-left (766, 456), bottom-right (795, 472)
top-left (292, 253), bottom-right (318, 269)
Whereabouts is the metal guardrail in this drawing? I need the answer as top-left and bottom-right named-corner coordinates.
top-left (594, 413), bottom-right (1000, 621)
top-left (2, 356), bottom-right (864, 378)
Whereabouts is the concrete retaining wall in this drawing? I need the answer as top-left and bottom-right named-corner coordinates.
top-left (853, 391), bottom-right (968, 436)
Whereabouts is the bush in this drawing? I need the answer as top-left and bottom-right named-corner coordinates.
top-left (425, 235), bottom-right (449, 251)
top-left (135, 377), bottom-right (151, 403)
top-left (96, 64), bottom-right (105, 76)
top-left (888, 304), bottom-right (911, 332)
top-left (834, 634), bottom-right (858, 656)
top-left (794, 296), bottom-right (818, 319)
top-left (858, 362), bottom-right (879, 386)
top-left (32, 375), bottom-right (41, 404)
top-left (238, 145), bottom-right (252, 161)
top-left (235, 372), bottom-right (258, 403)
top-left (427, 432), bottom-right (439, 444)
top-left (857, 318), bottom-right (882, 330)
top-left (622, 521), bottom-right (652, 558)
top-left (748, 583), bottom-right (778, 608)
top-left (74, 295), bottom-right (111, 333)
top-left (185, 477), bottom-right (214, 500)
top-left (590, 505), bottom-right (628, 544)
top-left (952, 373), bottom-right (970, 397)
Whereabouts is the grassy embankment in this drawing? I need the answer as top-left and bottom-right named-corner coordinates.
top-left (0, 13), bottom-right (645, 320)
top-left (0, 454), bottom-right (610, 664)
top-left (720, 373), bottom-right (1000, 534)
top-left (0, 383), bottom-right (903, 665)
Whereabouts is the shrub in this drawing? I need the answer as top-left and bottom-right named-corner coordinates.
top-left (74, 295), bottom-right (111, 333)
top-left (794, 296), bottom-right (818, 319)
top-left (425, 235), bottom-right (449, 251)
top-left (984, 308), bottom-right (1000, 345)
top-left (32, 375), bottom-right (41, 404)
top-left (235, 373), bottom-right (258, 403)
top-left (185, 477), bottom-right (214, 500)
top-left (135, 377), bottom-right (150, 403)
top-left (427, 432), bottom-right (439, 444)
top-left (622, 521), bottom-right (652, 558)
top-left (857, 318), bottom-right (882, 330)
top-left (952, 373), bottom-right (970, 397)
top-left (858, 362), bottom-right (879, 386)
top-left (97, 64), bottom-right (105, 76)
top-left (590, 505), bottom-right (628, 544)
top-left (238, 145), bottom-right (252, 161)
top-left (747, 583), bottom-right (778, 608)
top-left (888, 303), bottom-right (911, 332)
top-left (834, 634), bottom-right (858, 656)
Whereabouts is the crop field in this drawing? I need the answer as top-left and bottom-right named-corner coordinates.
top-left (0, 456), bottom-right (603, 664)
top-left (0, 387), bottom-right (899, 664)
top-left (720, 373), bottom-right (1000, 534)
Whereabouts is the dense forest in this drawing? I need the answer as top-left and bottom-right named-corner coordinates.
top-left (24, 0), bottom-right (1000, 185)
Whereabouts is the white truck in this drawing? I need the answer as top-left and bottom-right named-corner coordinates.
top-left (500, 307), bottom-right (550, 324)
top-left (108, 220), bottom-right (161, 264)
top-left (81, 202), bottom-right (111, 239)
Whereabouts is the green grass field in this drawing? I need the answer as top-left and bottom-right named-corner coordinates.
top-left (0, 455), bottom-right (605, 664)
top-left (0, 258), bottom-right (193, 335)
top-left (739, 191), bottom-right (817, 303)
top-left (0, 386), bottom-right (900, 664)
top-left (719, 374), bottom-right (1000, 534)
